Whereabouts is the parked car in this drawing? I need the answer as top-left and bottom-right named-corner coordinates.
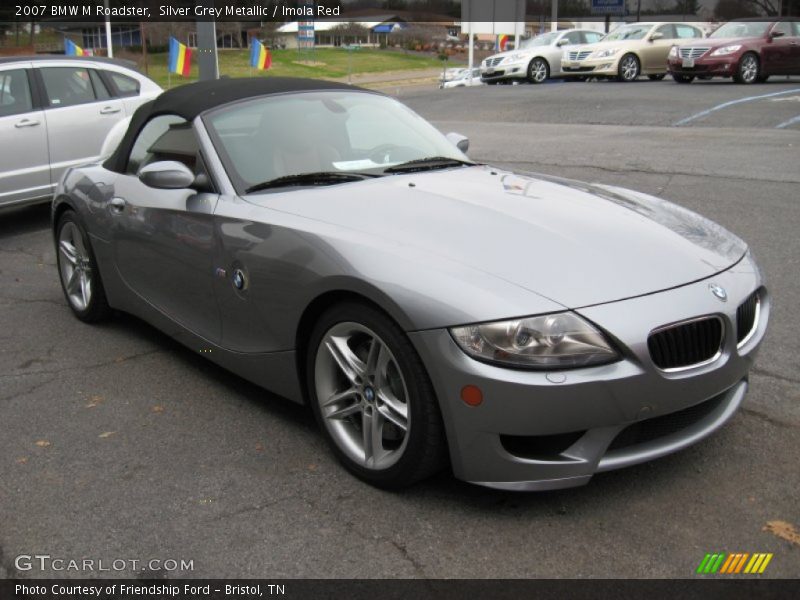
top-left (481, 29), bottom-right (604, 84)
top-left (0, 55), bottom-right (161, 208)
top-left (668, 19), bottom-right (800, 84)
top-left (439, 67), bottom-right (467, 85)
top-left (54, 78), bottom-right (768, 490)
top-left (561, 22), bottom-right (705, 81)
top-left (441, 68), bottom-right (484, 88)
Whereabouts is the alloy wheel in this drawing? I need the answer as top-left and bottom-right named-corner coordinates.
top-left (314, 322), bottom-right (410, 470)
top-left (619, 55), bottom-right (639, 81)
top-left (58, 221), bottom-right (93, 312)
top-left (740, 55), bottom-right (758, 83)
top-left (529, 58), bottom-right (548, 83)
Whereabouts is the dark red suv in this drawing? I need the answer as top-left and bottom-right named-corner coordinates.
top-left (667, 19), bottom-right (800, 84)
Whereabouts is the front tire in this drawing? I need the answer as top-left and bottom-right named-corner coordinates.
top-left (527, 57), bottom-right (549, 84)
top-left (617, 54), bottom-right (640, 82)
top-left (56, 210), bottom-right (111, 323)
top-left (734, 53), bottom-right (760, 84)
top-left (307, 302), bottom-right (448, 488)
top-left (672, 73), bottom-right (695, 84)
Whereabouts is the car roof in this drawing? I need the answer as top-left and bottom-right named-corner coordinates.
top-left (104, 77), bottom-right (374, 174)
top-left (0, 54), bottom-right (138, 70)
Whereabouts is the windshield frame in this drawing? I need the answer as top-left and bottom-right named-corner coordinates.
top-left (520, 31), bottom-right (560, 49)
top-left (202, 89), bottom-right (471, 195)
top-left (602, 24), bottom-right (654, 42)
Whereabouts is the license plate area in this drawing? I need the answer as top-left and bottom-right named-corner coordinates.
top-left (682, 57), bottom-right (695, 68)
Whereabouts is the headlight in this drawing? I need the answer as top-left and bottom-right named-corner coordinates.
top-left (668, 46), bottom-right (679, 58)
top-left (592, 48), bottom-right (619, 59)
top-left (711, 45), bottom-right (742, 56)
top-left (504, 52), bottom-right (527, 63)
top-left (450, 312), bottom-right (618, 369)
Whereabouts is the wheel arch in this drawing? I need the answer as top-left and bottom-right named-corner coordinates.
top-left (294, 286), bottom-right (416, 403)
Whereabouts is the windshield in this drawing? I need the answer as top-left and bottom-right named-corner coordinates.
top-left (204, 91), bottom-right (469, 193)
top-left (603, 24), bottom-right (652, 41)
top-left (710, 21), bottom-right (771, 38)
top-left (520, 31), bottom-right (559, 49)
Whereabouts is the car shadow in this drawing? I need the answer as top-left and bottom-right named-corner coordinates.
top-left (0, 203), bottom-right (51, 239)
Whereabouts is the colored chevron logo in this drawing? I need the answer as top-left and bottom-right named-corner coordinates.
top-left (696, 552), bottom-right (774, 574)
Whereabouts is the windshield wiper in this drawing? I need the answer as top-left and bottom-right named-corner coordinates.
top-left (245, 172), bottom-right (373, 193)
top-left (383, 157), bottom-right (475, 174)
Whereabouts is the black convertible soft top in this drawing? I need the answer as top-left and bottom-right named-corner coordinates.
top-left (104, 77), bottom-right (369, 174)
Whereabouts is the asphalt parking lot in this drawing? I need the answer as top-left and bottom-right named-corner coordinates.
top-left (1, 79), bottom-right (799, 579)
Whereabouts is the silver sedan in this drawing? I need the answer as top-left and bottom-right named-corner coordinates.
top-left (53, 78), bottom-right (768, 490)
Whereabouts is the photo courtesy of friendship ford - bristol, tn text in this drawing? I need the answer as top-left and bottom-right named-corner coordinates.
top-left (0, 0), bottom-right (798, 595)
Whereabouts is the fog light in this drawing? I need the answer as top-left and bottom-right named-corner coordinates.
top-left (460, 385), bottom-right (483, 406)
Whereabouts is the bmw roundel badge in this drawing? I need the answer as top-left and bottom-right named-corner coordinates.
top-left (709, 283), bottom-right (727, 302)
top-left (232, 268), bottom-right (247, 291)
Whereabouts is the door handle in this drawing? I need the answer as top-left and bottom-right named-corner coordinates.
top-left (100, 106), bottom-right (121, 114)
top-left (109, 197), bottom-right (127, 214)
top-left (14, 118), bottom-right (40, 128)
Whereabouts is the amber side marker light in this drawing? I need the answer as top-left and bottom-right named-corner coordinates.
top-left (461, 385), bottom-right (483, 406)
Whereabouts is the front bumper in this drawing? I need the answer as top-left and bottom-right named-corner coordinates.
top-left (561, 56), bottom-right (620, 76)
top-left (480, 60), bottom-right (528, 82)
top-left (409, 254), bottom-right (768, 490)
top-left (667, 56), bottom-right (739, 77)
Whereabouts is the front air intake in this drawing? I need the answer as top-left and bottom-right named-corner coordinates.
top-left (648, 316), bottom-right (723, 371)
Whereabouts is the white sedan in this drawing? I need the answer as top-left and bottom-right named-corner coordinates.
top-left (440, 68), bottom-right (484, 88)
top-left (481, 29), bottom-right (604, 84)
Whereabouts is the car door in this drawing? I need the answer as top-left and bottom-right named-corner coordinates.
top-left (110, 114), bottom-right (222, 342)
top-left (791, 21), bottom-right (800, 74)
top-left (36, 64), bottom-right (127, 186)
top-left (640, 24), bottom-right (676, 71)
top-left (763, 21), bottom-right (797, 74)
top-left (0, 65), bottom-right (50, 207)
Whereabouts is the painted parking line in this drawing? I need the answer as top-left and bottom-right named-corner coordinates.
top-left (775, 114), bottom-right (800, 129)
top-left (673, 88), bottom-right (800, 127)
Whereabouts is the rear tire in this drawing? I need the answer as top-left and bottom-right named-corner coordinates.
top-left (55, 210), bottom-right (111, 323)
top-left (306, 301), bottom-right (448, 489)
top-left (672, 74), bottom-right (695, 84)
top-left (617, 54), bottom-right (640, 82)
top-left (734, 53), bottom-right (759, 84)
top-left (527, 57), bottom-right (549, 84)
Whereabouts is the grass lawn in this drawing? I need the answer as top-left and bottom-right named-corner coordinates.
top-left (136, 48), bottom-right (447, 88)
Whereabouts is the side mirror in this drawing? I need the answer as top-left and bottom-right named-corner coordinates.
top-left (446, 132), bottom-right (469, 153)
top-left (650, 32), bottom-right (664, 41)
top-left (770, 30), bottom-right (785, 38)
top-left (138, 161), bottom-right (196, 190)
top-left (556, 38), bottom-right (569, 47)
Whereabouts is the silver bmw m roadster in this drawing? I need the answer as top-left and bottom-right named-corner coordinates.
top-left (53, 78), bottom-right (768, 490)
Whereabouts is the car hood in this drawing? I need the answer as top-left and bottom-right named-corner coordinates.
top-left (680, 36), bottom-right (760, 48)
top-left (485, 48), bottom-right (537, 62)
top-left (244, 166), bottom-right (747, 309)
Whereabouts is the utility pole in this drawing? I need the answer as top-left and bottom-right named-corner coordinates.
top-left (196, 0), bottom-right (219, 81)
top-left (551, 0), bottom-right (558, 32)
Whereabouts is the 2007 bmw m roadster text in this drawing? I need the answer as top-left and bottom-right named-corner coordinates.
top-left (53, 78), bottom-right (769, 490)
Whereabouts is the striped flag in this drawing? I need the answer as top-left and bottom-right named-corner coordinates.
top-left (64, 39), bottom-right (86, 57)
top-left (249, 39), bottom-right (272, 71)
top-left (168, 37), bottom-right (192, 77)
top-left (496, 34), bottom-right (510, 52)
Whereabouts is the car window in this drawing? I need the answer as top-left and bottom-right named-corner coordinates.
top-left (40, 67), bottom-right (100, 108)
top-left (89, 69), bottom-right (111, 100)
top-left (655, 24), bottom-right (675, 39)
top-left (108, 71), bottom-right (140, 97)
top-left (675, 25), bottom-right (701, 39)
top-left (563, 31), bottom-right (583, 45)
top-left (127, 114), bottom-right (192, 175)
top-left (0, 69), bottom-right (34, 117)
top-left (583, 32), bottom-right (603, 44)
top-left (772, 22), bottom-right (792, 37)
